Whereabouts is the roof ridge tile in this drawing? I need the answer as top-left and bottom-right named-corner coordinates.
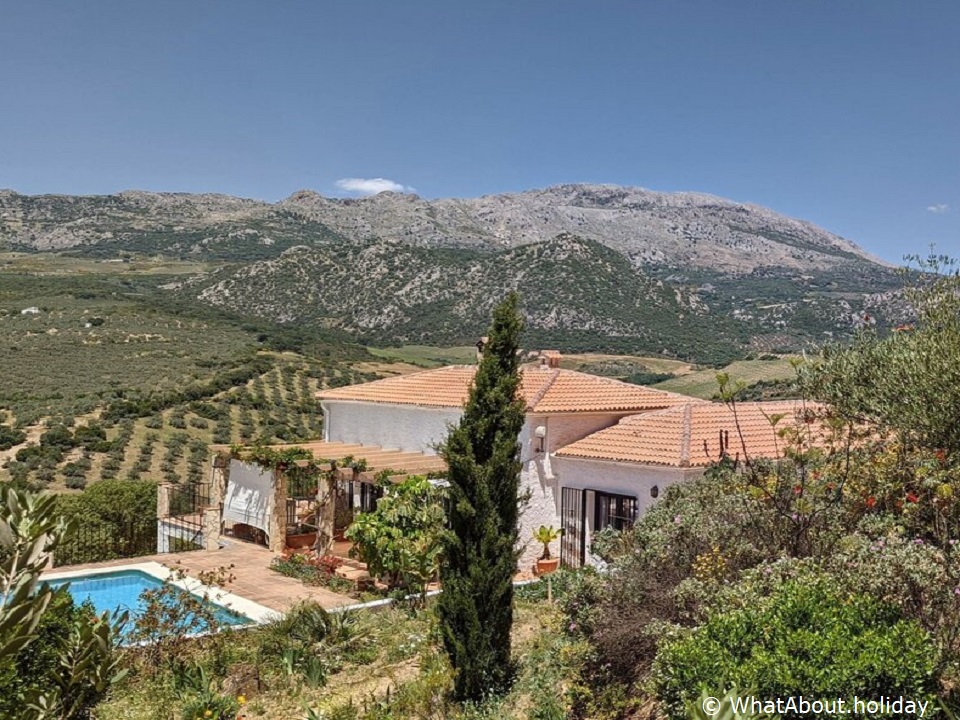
top-left (679, 403), bottom-right (692, 467)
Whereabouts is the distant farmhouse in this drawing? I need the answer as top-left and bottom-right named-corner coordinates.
top-left (191, 351), bottom-right (814, 571)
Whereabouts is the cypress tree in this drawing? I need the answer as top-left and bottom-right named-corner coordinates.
top-left (439, 292), bottom-right (526, 702)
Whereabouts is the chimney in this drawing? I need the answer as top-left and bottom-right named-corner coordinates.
top-left (475, 336), bottom-right (489, 363)
top-left (540, 350), bottom-right (562, 369)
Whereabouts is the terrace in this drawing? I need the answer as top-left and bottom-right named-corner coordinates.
top-left (206, 440), bottom-right (448, 588)
top-left (43, 538), bottom-right (357, 613)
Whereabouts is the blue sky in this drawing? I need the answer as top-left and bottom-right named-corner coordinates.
top-left (1, 1), bottom-right (957, 263)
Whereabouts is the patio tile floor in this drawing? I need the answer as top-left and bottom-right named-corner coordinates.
top-left (43, 537), bottom-right (356, 613)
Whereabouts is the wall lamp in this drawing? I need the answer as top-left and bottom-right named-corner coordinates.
top-left (534, 425), bottom-right (547, 454)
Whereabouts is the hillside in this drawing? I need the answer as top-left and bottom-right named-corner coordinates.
top-left (176, 234), bottom-right (751, 361)
top-left (0, 184), bottom-right (904, 362)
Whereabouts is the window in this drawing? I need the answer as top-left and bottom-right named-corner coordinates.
top-left (359, 482), bottom-right (383, 513)
top-left (594, 492), bottom-right (638, 532)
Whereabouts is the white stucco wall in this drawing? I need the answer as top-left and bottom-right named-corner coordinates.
top-left (515, 413), bottom-right (631, 570)
top-left (322, 399), bottom-right (691, 570)
top-left (323, 401), bottom-right (463, 454)
top-left (552, 455), bottom-right (704, 565)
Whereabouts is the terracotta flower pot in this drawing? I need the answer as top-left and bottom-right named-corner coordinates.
top-left (286, 532), bottom-right (317, 550)
top-left (536, 557), bottom-right (560, 576)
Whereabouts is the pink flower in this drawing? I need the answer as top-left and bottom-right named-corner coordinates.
top-left (674, 515), bottom-right (682, 525)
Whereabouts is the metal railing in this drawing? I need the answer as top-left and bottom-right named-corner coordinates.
top-left (53, 518), bottom-right (161, 568)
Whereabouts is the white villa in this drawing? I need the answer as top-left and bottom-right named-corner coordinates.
top-left (184, 352), bottom-right (812, 572)
top-left (314, 353), bottom-right (808, 569)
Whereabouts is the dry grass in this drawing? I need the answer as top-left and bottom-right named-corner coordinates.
top-left (652, 357), bottom-right (798, 399)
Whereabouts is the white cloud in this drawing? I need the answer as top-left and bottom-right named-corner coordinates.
top-left (335, 177), bottom-right (415, 196)
top-left (927, 203), bottom-right (950, 214)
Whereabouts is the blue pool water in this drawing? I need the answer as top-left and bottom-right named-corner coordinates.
top-left (46, 569), bottom-right (251, 636)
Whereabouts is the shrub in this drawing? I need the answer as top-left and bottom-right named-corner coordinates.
top-left (270, 552), bottom-right (346, 589)
top-left (40, 424), bottom-right (75, 451)
top-left (345, 475), bottom-right (446, 596)
top-left (0, 424), bottom-right (26, 451)
top-left (180, 692), bottom-right (239, 720)
top-left (64, 476), bottom-right (87, 490)
top-left (0, 590), bottom-right (78, 716)
top-left (822, 520), bottom-right (960, 657)
top-left (73, 422), bottom-right (107, 450)
top-left (622, 371), bottom-right (674, 386)
top-left (652, 578), bottom-right (937, 719)
top-left (35, 467), bottom-right (56, 483)
top-left (256, 601), bottom-right (362, 688)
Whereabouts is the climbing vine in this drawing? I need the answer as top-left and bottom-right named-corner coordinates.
top-left (227, 443), bottom-right (380, 553)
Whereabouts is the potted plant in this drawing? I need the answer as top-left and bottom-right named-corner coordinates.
top-left (533, 525), bottom-right (563, 575)
top-left (286, 523), bottom-right (317, 550)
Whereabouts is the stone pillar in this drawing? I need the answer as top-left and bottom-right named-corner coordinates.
top-left (314, 470), bottom-right (336, 556)
top-left (210, 452), bottom-right (230, 508)
top-left (157, 483), bottom-right (171, 518)
top-left (269, 469), bottom-right (287, 554)
top-left (202, 508), bottom-right (222, 551)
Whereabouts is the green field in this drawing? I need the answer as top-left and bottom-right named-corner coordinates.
top-left (560, 352), bottom-right (691, 376)
top-left (0, 251), bottom-right (213, 276)
top-left (0, 255), bottom-right (375, 491)
top-left (652, 357), bottom-right (799, 399)
top-left (366, 344), bottom-right (479, 367)
top-left (367, 345), bottom-right (694, 374)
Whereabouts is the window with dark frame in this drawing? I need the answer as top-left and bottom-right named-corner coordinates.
top-left (594, 491), bottom-right (638, 532)
top-left (359, 482), bottom-right (384, 513)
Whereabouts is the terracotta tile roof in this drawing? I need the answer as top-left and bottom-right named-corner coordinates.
top-left (318, 365), bottom-right (477, 409)
top-left (317, 364), bottom-right (697, 414)
top-left (555, 400), bottom-right (823, 467)
top-left (529, 368), bottom-right (694, 413)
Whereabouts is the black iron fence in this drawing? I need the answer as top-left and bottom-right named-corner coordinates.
top-left (53, 517), bottom-right (160, 568)
top-left (168, 482), bottom-right (210, 517)
top-left (52, 482), bottom-right (210, 568)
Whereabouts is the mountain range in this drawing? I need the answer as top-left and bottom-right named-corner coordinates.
top-left (0, 184), bottom-right (902, 363)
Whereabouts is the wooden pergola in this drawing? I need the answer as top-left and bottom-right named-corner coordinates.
top-left (272, 441), bottom-right (448, 483)
top-left (209, 441), bottom-right (447, 553)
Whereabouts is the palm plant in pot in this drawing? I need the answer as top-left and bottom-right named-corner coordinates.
top-left (533, 525), bottom-right (563, 575)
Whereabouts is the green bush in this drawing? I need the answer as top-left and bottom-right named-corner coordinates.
top-left (180, 692), bottom-right (239, 720)
top-left (40, 424), bottom-right (75, 451)
top-left (73, 422), bottom-right (107, 450)
top-left (0, 590), bottom-right (78, 716)
top-left (0, 424), bottom-right (26, 451)
top-left (652, 579), bottom-right (937, 719)
top-left (346, 475), bottom-right (446, 595)
top-left (622, 371), bottom-right (674, 385)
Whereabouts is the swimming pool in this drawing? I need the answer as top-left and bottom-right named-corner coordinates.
top-left (46, 569), bottom-right (251, 634)
top-left (42, 562), bottom-right (277, 638)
